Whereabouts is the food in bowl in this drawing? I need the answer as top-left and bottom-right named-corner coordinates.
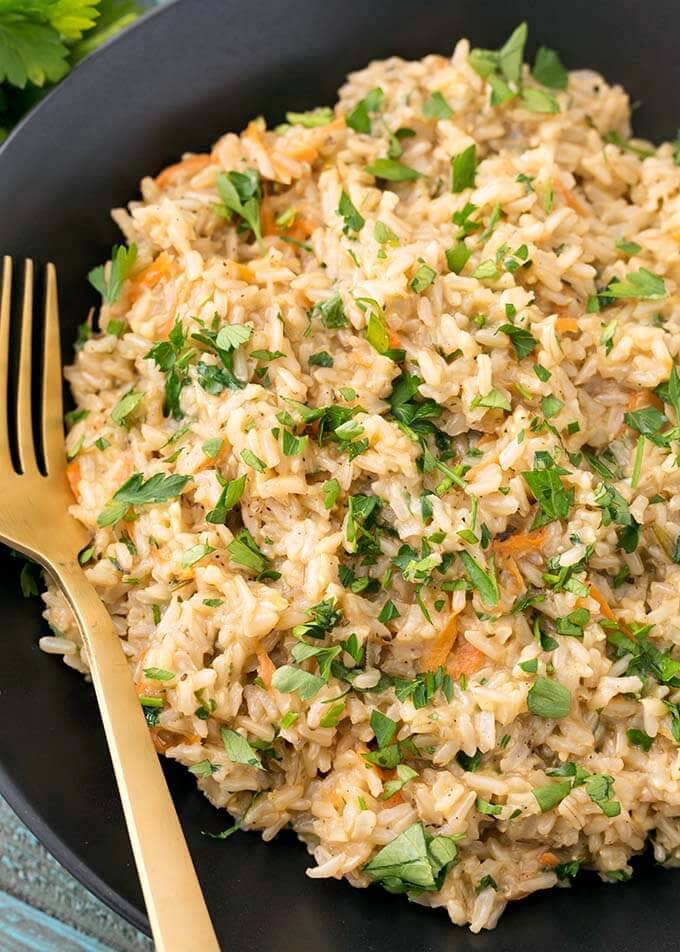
top-left (42, 23), bottom-right (680, 931)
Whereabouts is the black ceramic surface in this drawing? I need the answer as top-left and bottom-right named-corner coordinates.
top-left (0, 1), bottom-right (678, 949)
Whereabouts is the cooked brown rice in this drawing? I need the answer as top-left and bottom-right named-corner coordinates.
top-left (42, 25), bottom-right (680, 931)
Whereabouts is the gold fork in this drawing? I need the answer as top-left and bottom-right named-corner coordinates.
top-left (0, 257), bottom-right (220, 952)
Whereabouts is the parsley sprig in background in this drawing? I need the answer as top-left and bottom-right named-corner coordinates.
top-left (0, 0), bottom-right (145, 143)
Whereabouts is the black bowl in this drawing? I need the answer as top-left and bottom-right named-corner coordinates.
top-left (0, 1), bottom-right (678, 949)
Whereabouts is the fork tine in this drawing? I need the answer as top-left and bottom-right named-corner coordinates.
top-left (16, 259), bottom-right (38, 474)
top-left (0, 258), bottom-right (12, 469)
top-left (41, 263), bottom-right (64, 474)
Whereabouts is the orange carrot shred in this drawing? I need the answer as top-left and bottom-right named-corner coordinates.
top-left (540, 852), bottom-right (560, 867)
top-left (65, 459), bottom-right (81, 497)
top-left (419, 612), bottom-right (457, 673)
top-left (555, 316), bottom-right (579, 334)
top-left (494, 526), bottom-right (547, 558)
top-left (155, 154), bottom-right (210, 189)
top-left (447, 638), bottom-right (486, 679)
top-left (257, 649), bottom-right (276, 691)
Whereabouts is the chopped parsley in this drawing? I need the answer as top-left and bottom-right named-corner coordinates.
top-left (98, 472), bottom-right (190, 527)
top-left (88, 243), bottom-right (138, 305)
top-left (337, 190), bottom-right (365, 234)
top-left (366, 158), bottom-right (422, 182)
top-left (363, 822), bottom-right (458, 895)
top-left (527, 677), bottom-right (571, 719)
top-left (451, 144), bottom-right (476, 193)
top-left (214, 168), bottom-right (264, 252)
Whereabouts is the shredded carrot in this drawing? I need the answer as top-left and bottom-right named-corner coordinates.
top-left (539, 852), bottom-right (560, 868)
top-left (447, 638), bottom-right (486, 679)
top-left (260, 197), bottom-right (277, 236)
top-left (65, 459), bottom-right (80, 496)
top-left (625, 389), bottom-right (664, 412)
top-left (129, 252), bottom-right (172, 302)
top-left (151, 730), bottom-right (200, 754)
top-left (555, 316), bottom-right (579, 334)
top-left (382, 791), bottom-right (404, 808)
top-left (554, 177), bottom-right (588, 216)
top-left (155, 154), bottom-right (211, 189)
top-left (419, 612), bottom-right (457, 673)
top-left (387, 326), bottom-right (402, 350)
top-left (257, 649), bottom-right (276, 691)
top-left (283, 142), bottom-right (319, 163)
top-left (502, 555), bottom-right (526, 594)
top-left (235, 263), bottom-right (255, 282)
top-left (494, 526), bottom-right (547, 559)
top-left (586, 582), bottom-right (631, 635)
top-left (587, 583), bottom-right (616, 622)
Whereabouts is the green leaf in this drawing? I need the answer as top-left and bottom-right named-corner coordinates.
top-left (215, 323), bottom-right (252, 351)
top-left (202, 438), bottom-right (223, 459)
top-left (206, 474), bottom-right (246, 524)
top-left (323, 478), bottom-right (340, 509)
top-left (241, 448), bottom-right (266, 472)
top-left (366, 158), bottom-right (422, 181)
top-left (623, 406), bottom-right (667, 435)
top-left (365, 311), bottom-right (404, 362)
top-left (522, 467), bottom-right (573, 526)
top-left (532, 46), bottom-right (568, 89)
top-left (498, 323), bottom-right (537, 359)
top-left (346, 87), bottom-right (383, 134)
top-left (410, 264), bottom-right (436, 293)
top-left (626, 728), bottom-right (652, 751)
top-left (533, 780), bottom-right (572, 812)
top-left (143, 667), bottom-right (175, 682)
top-left (181, 542), bottom-right (215, 568)
top-left (271, 664), bottom-right (325, 700)
top-left (189, 759), bottom-right (218, 777)
top-left (451, 144), bottom-right (476, 192)
top-left (227, 529), bottom-right (268, 575)
top-left (97, 471), bottom-right (189, 526)
top-left (471, 259), bottom-right (500, 281)
top-left (541, 394), bottom-right (564, 419)
top-left (319, 700), bottom-right (346, 728)
top-left (363, 822), bottom-right (458, 894)
top-left (445, 242), bottom-right (471, 274)
top-left (471, 388), bottom-right (511, 412)
top-left (527, 677), bottom-right (571, 719)
top-left (370, 710), bottom-right (398, 748)
top-left (615, 238), bottom-right (642, 255)
top-left (459, 551), bottom-right (498, 607)
top-left (313, 293), bottom-right (348, 328)
top-left (601, 268), bottom-right (667, 300)
top-left (381, 764), bottom-right (418, 800)
top-left (0, 14), bottom-right (69, 89)
top-left (308, 350), bottom-right (333, 368)
top-left (378, 599), bottom-right (400, 623)
top-left (285, 106), bottom-right (333, 127)
top-left (423, 91), bottom-right (453, 119)
top-left (220, 728), bottom-right (263, 769)
top-left (215, 169), bottom-right (264, 251)
top-left (337, 190), bottom-right (365, 234)
top-left (281, 429), bottom-right (308, 456)
top-left (498, 22), bottom-right (527, 85)
top-left (88, 244), bottom-right (138, 305)
top-left (521, 88), bottom-right (560, 113)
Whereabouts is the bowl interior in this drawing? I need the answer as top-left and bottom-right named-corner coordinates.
top-left (1, 1), bottom-right (679, 949)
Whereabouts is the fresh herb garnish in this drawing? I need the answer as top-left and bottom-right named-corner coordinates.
top-left (98, 472), bottom-right (190, 527)
top-left (527, 676), bottom-right (571, 719)
top-left (214, 169), bottom-right (264, 252)
top-left (363, 822), bottom-right (458, 895)
top-left (88, 243), bottom-right (138, 305)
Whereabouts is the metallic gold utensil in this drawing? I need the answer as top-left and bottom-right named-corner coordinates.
top-left (0, 257), bottom-right (219, 952)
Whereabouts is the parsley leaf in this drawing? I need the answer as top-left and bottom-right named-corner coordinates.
top-left (532, 46), bottom-right (568, 89)
top-left (346, 87), bottom-right (383, 134)
top-left (600, 268), bottom-right (667, 300)
top-left (363, 822), bottom-right (458, 895)
top-left (423, 90), bottom-right (453, 119)
top-left (227, 529), bottom-right (271, 576)
top-left (366, 158), bottom-right (422, 182)
top-left (459, 551), bottom-right (499, 607)
top-left (214, 169), bottom-right (264, 252)
top-left (337, 190), bottom-right (365, 234)
top-left (451, 144), bottom-right (476, 192)
top-left (285, 106), bottom-right (333, 127)
top-left (498, 323), bottom-right (537, 359)
top-left (221, 728), bottom-right (264, 770)
top-left (88, 243), bottom-right (138, 305)
top-left (527, 677), bottom-right (571, 719)
top-left (97, 472), bottom-right (190, 527)
top-left (522, 465), bottom-right (573, 527)
top-left (206, 474), bottom-right (246, 524)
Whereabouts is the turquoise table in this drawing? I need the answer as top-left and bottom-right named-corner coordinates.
top-left (0, 796), bottom-right (151, 951)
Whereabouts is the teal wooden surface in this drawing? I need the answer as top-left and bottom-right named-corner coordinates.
top-left (0, 797), bottom-right (151, 951)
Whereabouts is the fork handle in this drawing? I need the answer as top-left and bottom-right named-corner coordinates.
top-left (52, 558), bottom-right (220, 952)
